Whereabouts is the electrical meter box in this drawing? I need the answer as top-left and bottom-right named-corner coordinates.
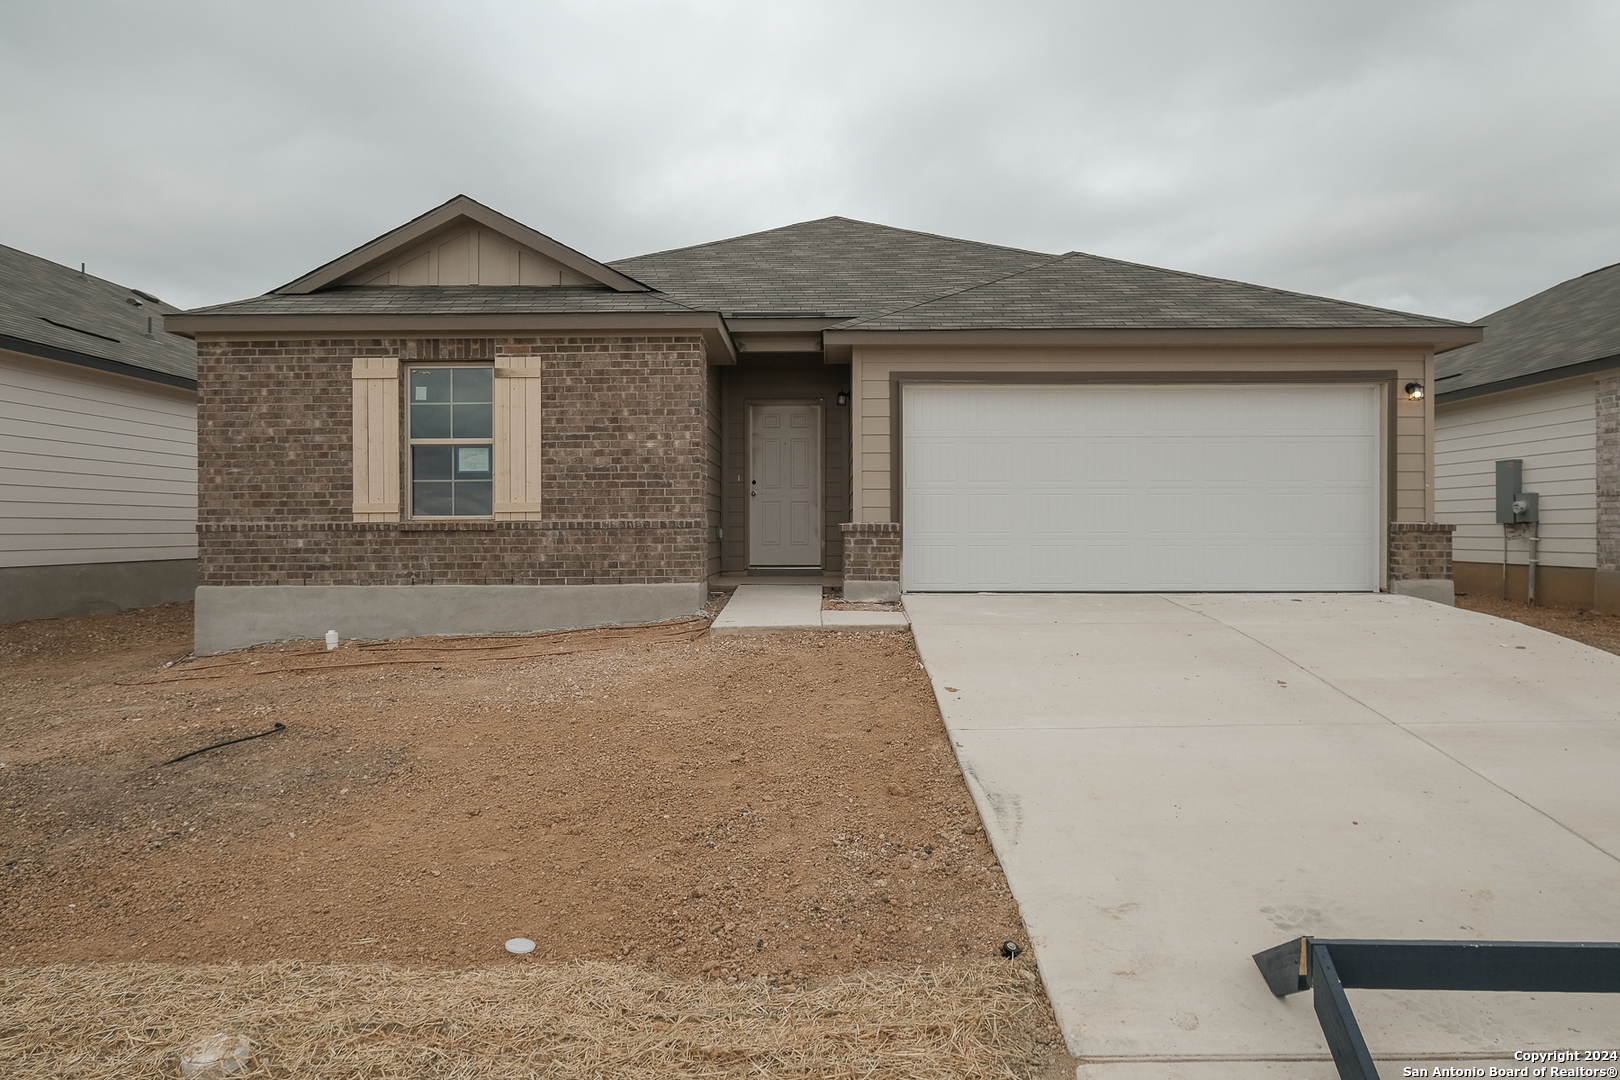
top-left (1495, 460), bottom-right (1522, 523)
top-left (1495, 459), bottom-right (1539, 523)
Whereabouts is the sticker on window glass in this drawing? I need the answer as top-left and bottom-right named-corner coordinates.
top-left (457, 447), bottom-right (491, 474)
top-left (415, 386), bottom-right (427, 400)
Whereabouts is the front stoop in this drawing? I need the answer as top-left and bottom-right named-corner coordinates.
top-left (709, 584), bottom-right (909, 636)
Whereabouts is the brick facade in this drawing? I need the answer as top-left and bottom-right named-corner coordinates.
top-left (1598, 373), bottom-right (1619, 575)
top-left (840, 521), bottom-right (901, 582)
top-left (197, 335), bottom-right (710, 587)
top-left (1388, 522), bottom-right (1456, 582)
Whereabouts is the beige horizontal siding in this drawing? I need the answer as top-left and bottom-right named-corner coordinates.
top-left (1436, 380), bottom-right (1597, 569)
top-left (0, 352), bottom-right (197, 568)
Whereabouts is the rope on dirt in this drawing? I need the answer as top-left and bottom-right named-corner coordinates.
top-left (162, 722), bottom-right (286, 765)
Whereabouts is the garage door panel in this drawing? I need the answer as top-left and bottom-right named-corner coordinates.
top-left (902, 384), bottom-right (1380, 592)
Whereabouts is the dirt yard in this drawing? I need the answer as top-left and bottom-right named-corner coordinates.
top-left (0, 602), bottom-right (1076, 1077)
top-left (1455, 593), bottom-right (1620, 657)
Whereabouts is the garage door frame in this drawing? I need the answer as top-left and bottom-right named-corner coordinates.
top-left (891, 370), bottom-right (1400, 591)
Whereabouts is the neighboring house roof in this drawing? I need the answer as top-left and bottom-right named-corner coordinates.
top-left (0, 242), bottom-right (197, 389)
top-left (839, 249), bottom-right (1470, 331)
top-left (1437, 260), bottom-right (1620, 402)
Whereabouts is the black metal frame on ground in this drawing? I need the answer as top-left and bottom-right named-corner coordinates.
top-left (1252, 937), bottom-right (1620, 1080)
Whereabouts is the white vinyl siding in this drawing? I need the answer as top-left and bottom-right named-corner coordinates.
top-left (1435, 382), bottom-right (1597, 569)
top-left (902, 384), bottom-right (1381, 592)
top-left (0, 353), bottom-right (196, 568)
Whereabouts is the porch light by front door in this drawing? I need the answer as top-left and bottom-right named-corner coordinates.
top-left (749, 402), bottom-right (823, 568)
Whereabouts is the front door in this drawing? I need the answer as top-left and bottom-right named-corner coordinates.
top-left (749, 402), bottom-right (823, 567)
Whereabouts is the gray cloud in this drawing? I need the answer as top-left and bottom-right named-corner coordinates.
top-left (2, 0), bottom-right (1615, 319)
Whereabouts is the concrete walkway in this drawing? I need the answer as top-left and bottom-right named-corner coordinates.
top-left (905, 593), bottom-right (1620, 1079)
top-left (709, 584), bottom-right (909, 635)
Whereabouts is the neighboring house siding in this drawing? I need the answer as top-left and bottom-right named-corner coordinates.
top-left (0, 350), bottom-right (197, 568)
top-left (1436, 380), bottom-right (1598, 571)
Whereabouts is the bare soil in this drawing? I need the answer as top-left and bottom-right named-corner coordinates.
top-left (0, 602), bottom-right (1071, 1066)
top-left (1454, 593), bottom-right (1620, 657)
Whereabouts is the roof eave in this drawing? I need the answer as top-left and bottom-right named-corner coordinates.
top-left (163, 310), bottom-right (738, 364)
top-left (1436, 352), bottom-right (1620, 404)
top-left (821, 325), bottom-right (1484, 362)
top-left (1, 332), bottom-right (198, 391)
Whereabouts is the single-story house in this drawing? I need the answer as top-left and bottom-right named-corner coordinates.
top-left (0, 243), bottom-right (198, 624)
top-left (165, 196), bottom-right (1480, 653)
top-left (1435, 260), bottom-right (1620, 612)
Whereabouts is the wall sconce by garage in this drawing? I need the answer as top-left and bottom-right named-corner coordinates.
top-left (1404, 381), bottom-right (1425, 401)
top-left (836, 390), bottom-right (850, 407)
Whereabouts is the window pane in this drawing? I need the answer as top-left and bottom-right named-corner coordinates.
top-left (452, 403), bottom-right (493, 439)
top-left (411, 402), bottom-right (453, 439)
top-left (455, 445), bottom-right (492, 478)
top-left (453, 367), bottom-right (492, 402)
top-left (413, 444), bottom-right (453, 480)
top-left (454, 480), bottom-right (493, 516)
top-left (413, 481), bottom-right (453, 516)
top-left (410, 368), bottom-right (452, 403)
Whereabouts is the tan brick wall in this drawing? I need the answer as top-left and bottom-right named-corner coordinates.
top-left (196, 335), bottom-right (710, 586)
top-left (1388, 522), bottom-right (1456, 582)
top-left (840, 521), bottom-right (901, 582)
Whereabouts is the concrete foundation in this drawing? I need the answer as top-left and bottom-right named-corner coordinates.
top-left (194, 582), bottom-right (709, 655)
top-left (843, 579), bottom-right (901, 603)
top-left (1454, 560), bottom-right (1599, 610)
top-left (1387, 578), bottom-right (1455, 605)
top-left (1598, 569), bottom-right (1620, 616)
top-left (1, 559), bottom-right (197, 624)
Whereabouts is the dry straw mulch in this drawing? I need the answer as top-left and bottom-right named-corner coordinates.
top-left (0, 959), bottom-right (1048, 1078)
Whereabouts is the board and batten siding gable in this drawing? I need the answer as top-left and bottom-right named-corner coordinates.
top-left (0, 352), bottom-right (197, 568)
top-left (1435, 380), bottom-right (1597, 569)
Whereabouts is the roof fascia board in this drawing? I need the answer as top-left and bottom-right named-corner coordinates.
top-left (171, 312), bottom-right (737, 364)
top-left (1436, 352), bottom-right (1620, 404)
top-left (0, 333), bottom-right (198, 391)
top-left (276, 197), bottom-right (651, 295)
top-left (822, 325), bottom-right (1484, 362)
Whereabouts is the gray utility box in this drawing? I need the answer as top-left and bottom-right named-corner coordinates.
top-left (1495, 459), bottom-right (1539, 523)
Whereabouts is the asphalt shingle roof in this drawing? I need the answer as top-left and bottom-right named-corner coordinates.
top-left (179, 285), bottom-right (704, 318)
top-left (173, 212), bottom-right (1473, 340)
top-left (0, 243), bottom-right (197, 382)
top-left (843, 250), bottom-right (1472, 331)
top-left (1436, 261), bottom-right (1620, 397)
top-left (608, 216), bottom-right (1054, 319)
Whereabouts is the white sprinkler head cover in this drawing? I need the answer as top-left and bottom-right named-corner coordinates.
top-left (505, 937), bottom-right (536, 954)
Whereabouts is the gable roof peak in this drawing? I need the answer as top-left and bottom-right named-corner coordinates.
top-left (274, 195), bottom-right (650, 295)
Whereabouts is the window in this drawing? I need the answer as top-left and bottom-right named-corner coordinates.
top-left (350, 352), bottom-right (542, 523)
top-left (407, 366), bottom-right (493, 517)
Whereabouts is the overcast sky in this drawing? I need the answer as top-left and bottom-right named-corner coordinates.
top-left (2, 1), bottom-right (1616, 320)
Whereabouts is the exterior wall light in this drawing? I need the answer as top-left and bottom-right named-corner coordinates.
top-left (836, 390), bottom-right (850, 406)
top-left (1404, 381), bottom-right (1425, 401)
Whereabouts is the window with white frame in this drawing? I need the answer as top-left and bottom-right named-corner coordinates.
top-left (407, 365), bottom-right (493, 517)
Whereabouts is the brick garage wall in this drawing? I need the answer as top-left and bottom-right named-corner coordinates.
top-left (840, 522), bottom-right (901, 582)
top-left (1598, 373), bottom-right (1619, 575)
top-left (196, 335), bottom-right (709, 586)
top-left (1388, 522), bottom-right (1456, 582)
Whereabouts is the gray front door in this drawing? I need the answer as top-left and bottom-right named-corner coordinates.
top-left (749, 402), bottom-right (823, 567)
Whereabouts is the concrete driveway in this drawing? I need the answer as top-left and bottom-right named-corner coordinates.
top-left (905, 593), bottom-right (1620, 1079)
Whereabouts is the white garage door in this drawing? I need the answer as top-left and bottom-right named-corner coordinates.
top-left (902, 384), bottom-right (1381, 592)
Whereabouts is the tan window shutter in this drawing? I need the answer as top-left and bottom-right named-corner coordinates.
top-left (351, 357), bottom-right (401, 520)
top-left (493, 353), bottom-right (543, 519)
